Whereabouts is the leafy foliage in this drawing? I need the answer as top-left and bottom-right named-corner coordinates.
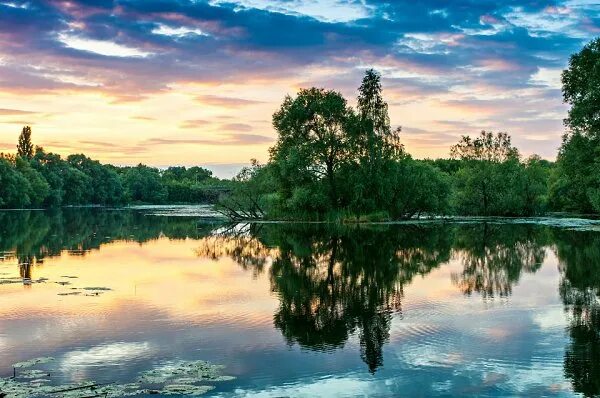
top-left (222, 72), bottom-right (549, 220)
top-left (550, 38), bottom-right (600, 213)
top-left (448, 131), bottom-right (549, 216)
top-left (223, 70), bottom-right (451, 220)
top-left (17, 126), bottom-right (34, 159)
top-left (0, 128), bottom-right (228, 209)
top-left (562, 37), bottom-right (600, 137)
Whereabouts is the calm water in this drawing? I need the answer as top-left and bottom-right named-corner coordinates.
top-left (0, 208), bottom-right (599, 397)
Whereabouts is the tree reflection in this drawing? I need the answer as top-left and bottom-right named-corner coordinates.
top-left (197, 223), bottom-right (454, 373)
top-left (0, 208), bottom-right (213, 280)
top-left (554, 230), bottom-right (600, 397)
top-left (451, 224), bottom-right (549, 298)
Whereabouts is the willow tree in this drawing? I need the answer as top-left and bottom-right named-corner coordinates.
top-left (271, 88), bottom-right (355, 210)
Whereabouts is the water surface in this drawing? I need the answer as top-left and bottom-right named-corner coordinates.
top-left (0, 208), bottom-right (599, 397)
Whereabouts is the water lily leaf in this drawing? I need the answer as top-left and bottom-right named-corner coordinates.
top-left (13, 357), bottom-right (54, 369)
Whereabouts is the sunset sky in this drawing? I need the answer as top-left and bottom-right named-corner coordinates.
top-left (1, 1), bottom-right (599, 177)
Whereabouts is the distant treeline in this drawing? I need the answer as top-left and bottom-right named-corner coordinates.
top-left (0, 130), bottom-right (231, 208)
top-left (219, 37), bottom-right (600, 221)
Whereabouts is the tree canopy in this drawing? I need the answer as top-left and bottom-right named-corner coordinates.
top-left (0, 127), bottom-right (229, 209)
top-left (550, 37), bottom-right (600, 213)
top-left (17, 126), bottom-right (34, 159)
top-left (220, 70), bottom-right (553, 221)
top-left (562, 38), bottom-right (600, 137)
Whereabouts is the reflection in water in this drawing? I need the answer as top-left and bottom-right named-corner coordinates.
top-left (554, 230), bottom-right (600, 397)
top-left (263, 225), bottom-right (453, 373)
top-left (3, 209), bottom-right (600, 396)
top-left (0, 208), bottom-right (212, 282)
top-left (195, 223), bottom-right (553, 373)
top-left (451, 224), bottom-right (549, 298)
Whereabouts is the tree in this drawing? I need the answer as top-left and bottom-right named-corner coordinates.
top-left (386, 158), bottom-right (450, 219)
top-left (17, 126), bottom-right (34, 159)
top-left (550, 38), bottom-right (600, 213)
top-left (216, 160), bottom-right (275, 220)
top-left (356, 69), bottom-right (403, 165)
top-left (450, 131), bottom-right (529, 216)
top-left (450, 131), bottom-right (518, 162)
top-left (121, 164), bottom-right (167, 203)
top-left (271, 88), bottom-right (355, 209)
top-left (67, 154), bottom-right (124, 204)
top-left (562, 37), bottom-right (600, 137)
top-left (520, 155), bottom-right (551, 216)
top-left (15, 157), bottom-right (49, 207)
top-left (31, 147), bottom-right (72, 206)
top-left (0, 157), bottom-right (31, 208)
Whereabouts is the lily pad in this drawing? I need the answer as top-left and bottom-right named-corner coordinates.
top-left (13, 357), bottom-right (54, 369)
top-left (2, 357), bottom-right (233, 397)
top-left (160, 383), bottom-right (215, 395)
top-left (18, 370), bottom-right (49, 379)
top-left (138, 360), bottom-right (233, 384)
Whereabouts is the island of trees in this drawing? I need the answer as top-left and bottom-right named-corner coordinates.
top-left (2, 37), bottom-right (600, 220)
top-left (221, 38), bottom-right (600, 221)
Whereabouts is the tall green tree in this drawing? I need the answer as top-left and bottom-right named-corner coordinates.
top-left (551, 38), bottom-right (600, 213)
top-left (562, 37), bottom-right (600, 137)
top-left (356, 69), bottom-right (402, 164)
top-left (271, 88), bottom-right (355, 209)
top-left (17, 126), bottom-right (34, 159)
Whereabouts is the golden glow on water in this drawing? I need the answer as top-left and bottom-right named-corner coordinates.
top-left (0, 216), bottom-right (593, 397)
top-left (0, 238), bottom-right (277, 325)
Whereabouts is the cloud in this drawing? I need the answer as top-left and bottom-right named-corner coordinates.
top-left (152, 24), bottom-right (209, 38)
top-left (0, 0), bottom-right (597, 162)
top-left (196, 95), bottom-right (265, 107)
top-left (0, 119), bottom-right (33, 125)
top-left (57, 33), bottom-right (154, 58)
top-left (0, 108), bottom-right (37, 115)
top-left (145, 133), bottom-right (272, 146)
top-left (220, 123), bottom-right (253, 132)
top-left (180, 119), bottom-right (212, 129)
top-left (209, 0), bottom-right (373, 23)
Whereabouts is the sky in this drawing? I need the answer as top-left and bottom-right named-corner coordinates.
top-left (0, 0), bottom-right (599, 177)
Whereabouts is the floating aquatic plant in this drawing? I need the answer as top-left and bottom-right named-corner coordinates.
top-left (82, 287), bottom-right (112, 291)
top-left (138, 360), bottom-right (235, 384)
top-left (12, 357), bottom-right (54, 369)
top-left (159, 384), bottom-right (215, 396)
top-left (17, 370), bottom-right (49, 380)
top-left (0, 279), bottom-right (21, 285)
top-left (1, 356), bottom-right (235, 397)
